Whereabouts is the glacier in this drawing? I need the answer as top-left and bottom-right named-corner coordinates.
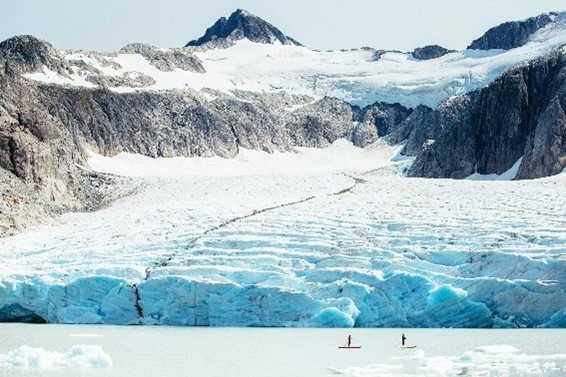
top-left (22, 12), bottom-right (566, 109)
top-left (0, 140), bottom-right (565, 328)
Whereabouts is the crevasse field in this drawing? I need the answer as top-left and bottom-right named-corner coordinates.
top-left (1, 140), bottom-right (565, 328)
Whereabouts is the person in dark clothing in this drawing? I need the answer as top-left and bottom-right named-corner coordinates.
top-left (347, 335), bottom-right (352, 347)
top-left (401, 334), bottom-right (406, 346)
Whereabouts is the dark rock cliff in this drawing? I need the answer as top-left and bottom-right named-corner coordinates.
top-left (408, 49), bottom-right (566, 179)
top-left (185, 9), bottom-right (301, 48)
top-left (411, 45), bottom-right (455, 60)
top-left (467, 14), bottom-right (555, 50)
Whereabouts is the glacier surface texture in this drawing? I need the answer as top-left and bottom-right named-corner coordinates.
top-left (0, 142), bottom-right (565, 328)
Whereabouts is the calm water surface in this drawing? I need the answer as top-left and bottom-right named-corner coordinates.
top-left (0, 324), bottom-right (565, 377)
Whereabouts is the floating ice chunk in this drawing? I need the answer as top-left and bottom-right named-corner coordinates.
top-left (0, 345), bottom-right (112, 369)
top-left (460, 344), bottom-right (521, 363)
top-left (340, 345), bottom-right (566, 377)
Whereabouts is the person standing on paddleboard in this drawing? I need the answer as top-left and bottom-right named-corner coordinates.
top-left (347, 335), bottom-right (352, 347)
top-left (401, 334), bottom-right (406, 346)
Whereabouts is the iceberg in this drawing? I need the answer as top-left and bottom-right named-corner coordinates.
top-left (0, 345), bottom-right (112, 369)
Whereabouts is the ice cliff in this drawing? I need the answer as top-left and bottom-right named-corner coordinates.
top-left (1, 143), bottom-right (565, 328)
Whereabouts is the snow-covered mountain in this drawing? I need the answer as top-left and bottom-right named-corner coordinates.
top-left (0, 9), bottom-right (565, 328)
top-left (16, 11), bottom-right (566, 109)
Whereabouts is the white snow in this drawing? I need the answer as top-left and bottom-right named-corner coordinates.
top-left (87, 139), bottom-right (402, 177)
top-left (22, 12), bottom-right (566, 108)
top-left (24, 66), bottom-right (96, 88)
top-left (466, 158), bottom-right (522, 180)
top-left (0, 140), bottom-right (565, 327)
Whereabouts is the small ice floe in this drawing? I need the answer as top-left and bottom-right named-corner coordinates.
top-left (0, 345), bottom-right (112, 369)
top-left (331, 345), bottom-right (566, 377)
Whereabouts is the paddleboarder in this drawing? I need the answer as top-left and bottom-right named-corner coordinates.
top-left (401, 334), bottom-right (406, 346)
top-left (347, 334), bottom-right (352, 347)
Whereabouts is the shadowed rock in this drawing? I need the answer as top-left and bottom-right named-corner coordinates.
top-left (467, 13), bottom-right (555, 50)
top-left (185, 9), bottom-right (302, 47)
top-left (412, 45), bottom-right (455, 60)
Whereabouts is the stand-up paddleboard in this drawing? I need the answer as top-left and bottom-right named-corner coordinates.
top-left (338, 346), bottom-right (361, 349)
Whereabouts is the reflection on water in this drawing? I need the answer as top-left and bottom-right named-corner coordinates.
top-left (0, 325), bottom-right (565, 377)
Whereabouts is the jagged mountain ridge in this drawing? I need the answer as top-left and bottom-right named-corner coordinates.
top-left (0, 10), bottom-right (565, 236)
top-left (468, 13), bottom-right (557, 50)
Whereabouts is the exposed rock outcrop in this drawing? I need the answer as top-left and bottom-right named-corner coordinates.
top-left (408, 49), bottom-right (566, 179)
top-left (411, 45), bottom-right (455, 60)
top-left (0, 61), bottom-right (135, 236)
top-left (119, 43), bottom-right (205, 72)
top-left (467, 13), bottom-right (555, 50)
top-left (185, 9), bottom-right (302, 48)
top-left (0, 35), bottom-right (60, 75)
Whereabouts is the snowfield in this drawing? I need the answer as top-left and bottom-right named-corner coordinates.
top-left (1, 140), bottom-right (565, 328)
top-left (23, 12), bottom-right (566, 108)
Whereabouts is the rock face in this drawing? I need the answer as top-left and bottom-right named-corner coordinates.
top-left (408, 50), bottom-right (566, 179)
top-left (0, 35), bottom-right (59, 75)
top-left (185, 9), bottom-right (302, 47)
top-left (0, 34), bottom-right (410, 235)
top-left (411, 45), bottom-right (455, 60)
top-left (467, 14), bottom-right (554, 50)
top-left (0, 38), bottom-right (135, 236)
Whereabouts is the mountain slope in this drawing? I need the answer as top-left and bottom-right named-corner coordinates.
top-left (408, 49), bottom-right (566, 179)
top-left (468, 13), bottom-right (556, 50)
top-left (0, 11), bottom-right (565, 232)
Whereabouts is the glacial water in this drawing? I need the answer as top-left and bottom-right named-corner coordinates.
top-left (0, 324), bottom-right (565, 377)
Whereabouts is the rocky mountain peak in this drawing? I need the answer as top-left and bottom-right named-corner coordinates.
top-left (467, 13), bottom-right (556, 50)
top-left (185, 9), bottom-right (302, 47)
top-left (0, 35), bottom-right (57, 75)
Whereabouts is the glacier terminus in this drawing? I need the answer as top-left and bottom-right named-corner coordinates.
top-left (1, 141), bottom-right (565, 328)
